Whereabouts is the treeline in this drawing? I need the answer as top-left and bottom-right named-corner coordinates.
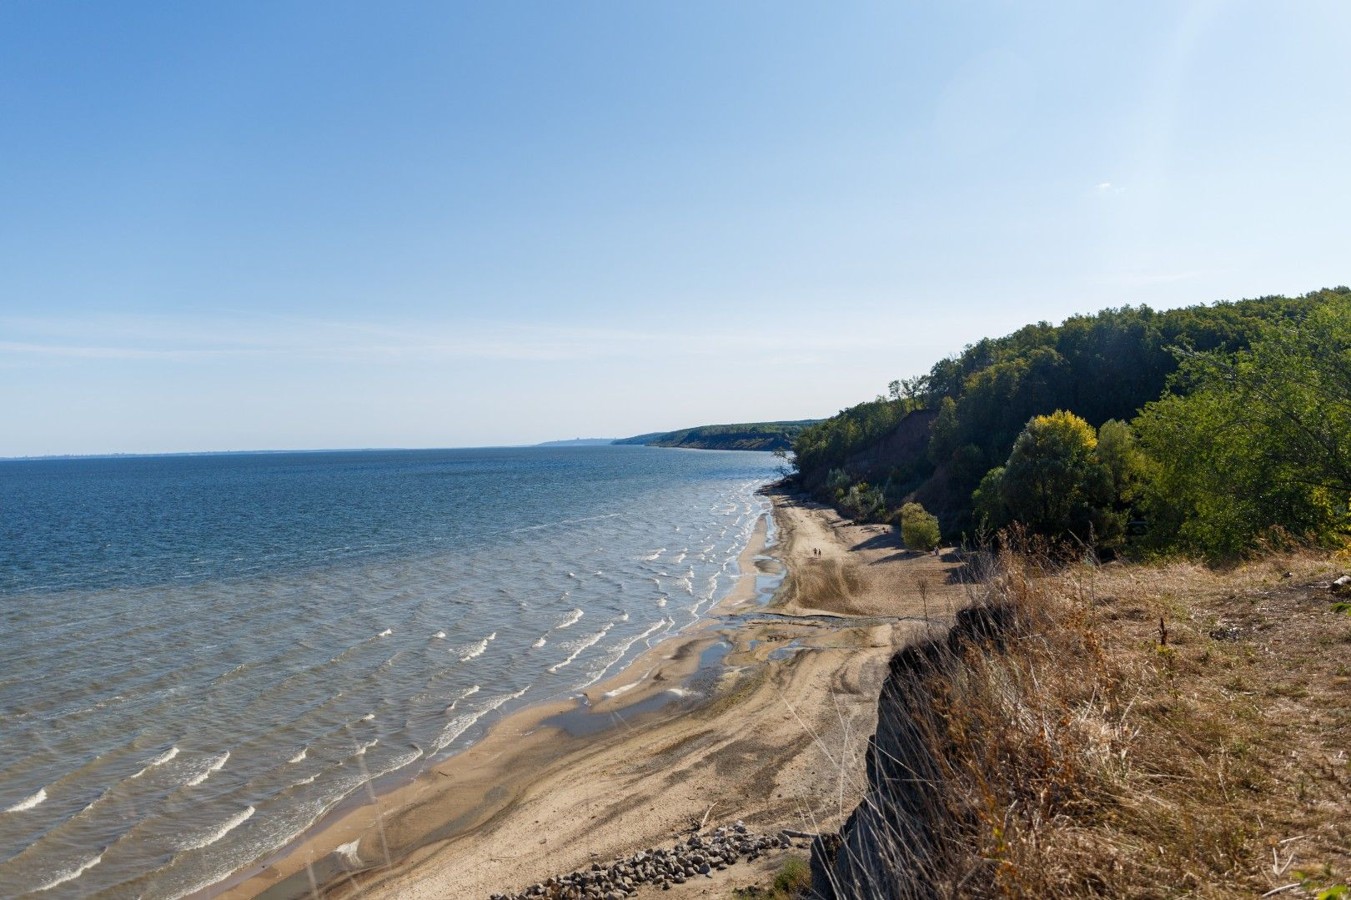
top-left (616, 420), bottom-right (820, 452)
top-left (792, 287), bottom-right (1351, 558)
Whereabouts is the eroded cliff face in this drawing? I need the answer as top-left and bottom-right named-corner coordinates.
top-left (810, 604), bottom-right (1013, 900)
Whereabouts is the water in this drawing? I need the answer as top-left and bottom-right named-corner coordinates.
top-left (0, 446), bottom-right (781, 898)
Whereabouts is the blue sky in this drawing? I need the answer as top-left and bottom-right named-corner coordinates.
top-left (2, 1), bottom-right (1348, 455)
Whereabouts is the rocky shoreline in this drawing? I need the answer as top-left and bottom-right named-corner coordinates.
top-left (492, 822), bottom-right (805, 900)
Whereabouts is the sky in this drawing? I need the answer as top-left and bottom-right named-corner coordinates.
top-left (2, 1), bottom-right (1348, 456)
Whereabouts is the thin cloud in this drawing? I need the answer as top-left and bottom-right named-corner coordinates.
top-left (0, 313), bottom-right (898, 366)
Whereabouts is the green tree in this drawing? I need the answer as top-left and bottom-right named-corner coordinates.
top-left (898, 502), bottom-right (942, 551)
top-left (975, 410), bottom-right (1118, 543)
top-left (1134, 297), bottom-right (1351, 557)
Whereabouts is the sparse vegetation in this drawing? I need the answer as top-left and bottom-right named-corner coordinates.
top-left (732, 855), bottom-right (812, 899)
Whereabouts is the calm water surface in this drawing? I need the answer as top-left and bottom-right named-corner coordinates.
top-left (0, 446), bottom-right (780, 898)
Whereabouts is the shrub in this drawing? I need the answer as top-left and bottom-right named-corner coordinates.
top-left (899, 502), bottom-right (942, 551)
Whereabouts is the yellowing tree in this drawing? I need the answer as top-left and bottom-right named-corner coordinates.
top-left (974, 410), bottom-right (1119, 543)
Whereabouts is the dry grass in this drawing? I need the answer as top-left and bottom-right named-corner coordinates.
top-left (818, 542), bottom-right (1351, 898)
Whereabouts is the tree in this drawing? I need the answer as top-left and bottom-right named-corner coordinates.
top-left (899, 502), bottom-right (941, 551)
top-left (974, 410), bottom-right (1119, 543)
top-left (1134, 296), bottom-right (1351, 557)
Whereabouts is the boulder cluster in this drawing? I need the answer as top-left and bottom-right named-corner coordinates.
top-left (491, 822), bottom-right (796, 900)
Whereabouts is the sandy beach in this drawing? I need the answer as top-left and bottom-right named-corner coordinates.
top-left (216, 488), bottom-right (968, 900)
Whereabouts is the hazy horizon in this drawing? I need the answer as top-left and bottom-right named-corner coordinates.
top-left (4, 2), bottom-right (1348, 457)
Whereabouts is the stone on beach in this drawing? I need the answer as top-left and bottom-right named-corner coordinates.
top-left (492, 823), bottom-right (793, 900)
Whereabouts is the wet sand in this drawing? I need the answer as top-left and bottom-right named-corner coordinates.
top-left (215, 489), bottom-right (969, 900)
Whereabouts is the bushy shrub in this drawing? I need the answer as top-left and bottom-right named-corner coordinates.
top-left (899, 501), bottom-right (942, 551)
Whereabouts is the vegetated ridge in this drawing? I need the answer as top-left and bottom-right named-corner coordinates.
top-left (791, 286), bottom-right (1351, 559)
top-left (616, 420), bottom-right (820, 452)
top-left (793, 286), bottom-right (1351, 898)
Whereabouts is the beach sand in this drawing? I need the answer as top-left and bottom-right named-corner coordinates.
top-left (216, 489), bottom-right (969, 900)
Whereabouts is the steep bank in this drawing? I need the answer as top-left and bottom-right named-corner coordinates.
top-left (813, 550), bottom-right (1351, 898)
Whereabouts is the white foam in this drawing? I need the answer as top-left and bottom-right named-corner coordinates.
top-left (361, 713), bottom-right (375, 722)
top-left (288, 748), bottom-right (307, 764)
top-left (433, 687), bottom-right (529, 754)
top-left (602, 682), bottom-right (640, 699)
top-left (432, 713), bottom-right (478, 753)
top-left (432, 631), bottom-right (446, 639)
top-left (132, 745), bottom-right (179, 779)
top-left (185, 751), bottom-right (230, 787)
top-left (3, 787), bottom-right (46, 813)
top-left (33, 852), bottom-right (103, 892)
top-left (557, 608), bottom-right (583, 629)
top-left (178, 805), bottom-right (255, 852)
top-left (354, 739), bottom-right (378, 757)
top-left (377, 628), bottom-right (392, 638)
top-left (444, 684), bottom-right (480, 712)
top-left (532, 636), bottom-right (547, 648)
top-left (459, 633), bottom-right (494, 662)
top-left (642, 549), bottom-right (665, 561)
top-left (548, 623), bottom-right (614, 674)
top-left (335, 839), bottom-right (361, 865)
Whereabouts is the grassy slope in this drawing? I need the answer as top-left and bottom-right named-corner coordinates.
top-left (814, 548), bottom-right (1351, 899)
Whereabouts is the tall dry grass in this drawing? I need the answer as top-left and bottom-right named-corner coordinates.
top-left (813, 539), bottom-right (1351, 899)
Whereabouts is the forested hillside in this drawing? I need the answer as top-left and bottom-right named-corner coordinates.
top-left (616, 420), bottom-right (819, 452)
top-left (793, 287), bottom-right (1351, 556)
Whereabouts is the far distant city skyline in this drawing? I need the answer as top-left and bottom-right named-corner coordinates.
top-left (2, 2), bottom-right (1348, 457)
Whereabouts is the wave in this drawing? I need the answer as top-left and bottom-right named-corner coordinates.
top-left (288, 748), bottom-right (307, 764)
top-left (432, 631), bottom-right (446, 639)
top-left (178, 805), bottom-right (255, 852)
top-left (354, 739), bottom-right (378, 757)
top-left (32, 852), bottom-right (103, 892)
top-left (547, 622), bottom-right (614, 674)
top-left (642, 549), bottom-right (665, 561)
top-left (432, 687), bottom-right (528, 754)
top-left (581, 620), bottom-right (670, 689)
top-left (131, 745), bottom-right (179, 778)
top-left (3, 787), bottom-right (46, 813)
top-left (185, 752), bottom-right (230, 787)
top-left (377, 628), bottom-right (392, 637)
top-left (532, 636), bottom-right (547, 648)
top-left (444, 684), bottom-right (480, 713)
top-left (361, 713), bottom-right (375, 722)
top-left (557, 608), bottom-right (583, 629)
top-left (458, 632), bottom-right (496, 662)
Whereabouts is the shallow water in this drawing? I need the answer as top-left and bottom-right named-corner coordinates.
top-left (0, 446), bottom-right (780, 898)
